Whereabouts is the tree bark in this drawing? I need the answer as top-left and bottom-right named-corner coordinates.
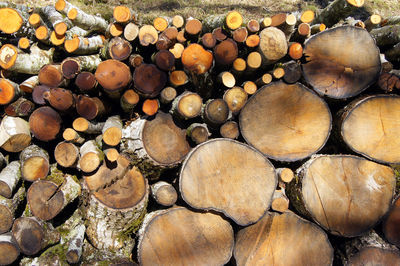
top-left (0, 115), bottom-right (31, 152)
top-left (314, 0), bottom-right (364, 27)
top-left (0, 187), bottom-right (25, 234)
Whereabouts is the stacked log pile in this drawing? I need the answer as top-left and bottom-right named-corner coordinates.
top-left (0, 0), bottom-right (399, 264)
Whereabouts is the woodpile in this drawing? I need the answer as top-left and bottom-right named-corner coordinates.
top-left (0, 0), bottom-right (399, 264)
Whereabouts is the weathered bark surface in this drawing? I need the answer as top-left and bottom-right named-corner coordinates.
top-left (234, 211), bottom-right (333, 266)
top-left (0, 161), bottom-right (20, 198)
top-left (302, 26), bottom-right (380, 99)
top-left (137, 207), bottom-right (234, 266)
top-left (287, 154), bottom-right (395, 237)
top-left (0, 187), bottom-right (25, 234)
top-left (314, 0), bottom-right (364, 27)
top-left (239, 81), bottom-right (331, 162)
top-left (180, 138), bottom-right (277, 226)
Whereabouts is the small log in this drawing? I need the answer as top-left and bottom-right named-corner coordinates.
top-left (66, 224), bottom-right (85, 264)
top-left (245, 33), bottom-right (260, 47)
top-left (247, 19), bottom-right (260, 33)
top-left (82, 156), bottom-right (148, 254)
top-left (214, 38), bottom-right (238, 66)
top-left (260, 17), bottom-right (272, 28)
top-left (32, 85), bottom-right (50, 105)
top-left (0, 187), bottom-right (25, 234)
top-left (120, 89), bottom-right (140, 112)
top-left (276, 167), bottom-right (294, 183)
top-left (65, 25), bottom-right (91, 39)
top-left (310, 23), bottom-right (326, 34)
top-left (340, 95), bottom-right (400, 164)
top-left (12, 216), bottom-right (60, 255)
top-left (381, 54), bottom-right (393, 73)
top-left (283, 60), bottom-right (302, 83)
top-left (19, 75), bottom-right (39, 93)
top-left (212, 27), bottom-right (227, 41)
top-left (255, 73), bottom-right (273, 86)
top-left (113, 5), bottom-right (135, 24)
top-left (50, 31), bottom-right (65, 46)
top-left (129, 53), bottom-right (144, 68)
top-left (102, 115), bottom-right (123, 147)
top-left (63, 128), bottom-right (85, 144)
top-left (40, 5), bottom-right (71, 35)
top-left (121, 112), bottom-right (190, 180)
top-left (66, 6), bottom-right (107, 33)
top-left (169, 42), bottom-right (185, 59)
top-left (220, 121), bottom-right (239, 139)
top-left (159, 87), bottom-right (177, 105)
top-left (0, 233), bottom-right (20, 265)
top-left (29, 106), bottom-right (62, 142)
top-left (239, 81), bottom-right (331, 161)
top-left (0, 43), bottom-right (54, 74)
top-left (314, 0), bottom-right (364, 27)
top-left (170, 91), bottom-right (203, 120)
top-left (73, 117), bottom-right (105, 134)
top-left (78, 140), bottom-right (103, 173)
top-left (95, 59), bottom-right (131, 97)
top-left (0, 116), bottom-right (31, 152)
top-left (300, 10), bottom-right (315, 23)
top-left (35, 24), bottom-right (50, 42)
top-left (137, 207), bottom-right (234, 266)
top-left (104, 148), bottom-right (119, 164)
top-left (169, 70), bottom-right (188, 87)
top-left (107, 22), bottom-right (123, 37)
top-left (133, 63), bottom-right (167, 98)
top-left (151, 181), bottom-right (177, 206)
top-left (377, 72), bottom-right (400, 92)
top-left (43, 87), bottom-right (75, 112)
top-left (186, 123), bottom-right (210, 144)
top-left (278, 13), bottom-right (297, 40)
top-left (383, 195), bottom-right (400, 247)
top-left (20, 144), bottom-right (49, 182)
top-left (65, 35), bottom-right (104, 55)
top-left (0, 161), bottom-right (20, 198)
top-left (38, 64), bottom-right (65, 88)
top-left (172, 15), bottom-right (184, 28)
top-left (181, 43), bottom-right (213, 74)
top-left (258, 27), bottom-right (288, 65)
top-left (153, 50), bottom-right (175, 72)
top-left (288, 42), bottom-right (303, 60)
top-left (234, 211), bottom-right (333, 266)
top-left (18, 37), bottom-right (30, 50)
top-left (271, 66), bottom-right (285, 80)
top-left (271, 189), bottom-right (289, 212)
top-left (201, 32), bottom-right (216, 49)
top-left (303, 26), bottom-right (380, 99)
top-left (100, 36), bottom-right (132, 61)
top-left (218, 71), bottom-right (236, 88)
top-left (61, 54), bottom-right (101, 79)
top-left (180, 138), bottom-right (277, 225)
top-left (271, 13), bottom-right (287, 27)
top-left (246, 51), bottom-right (262, 72)
top-left (0, 78), bottom-right (20, 105)
top-left (232, 27), bottom-right (248, 43)
top-left (75, 95), bottom-right (107, 120)
top-left (385, 42), bottom-right (400, 64)
top-left (75, 72), bottom-right (97, 93)
top-left (139, 25), bottom-right (158, 46)
top-left (124, 22), bottom-right (139, 41)
top-left (28, 167), bottom-right (81, 221)
top-left (185, 18), bottom-right (202, 38)
top-left (142, 99), bottom-right (159, 116)
top-left (28, 12), bottom-right (42, 28)
top-left (201, 98), bottom-right (229, 128)
top-left (242, 81), bottom-right (257, 95)
top-left (223, 86), bottom-right (248, 115)
top-left (54, 141), bottom-right (79, 168)
top-left (287, 154), bottom-right (395, 237)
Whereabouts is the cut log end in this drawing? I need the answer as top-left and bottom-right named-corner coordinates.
top-left (383, 196), bottom-right (400, 247)
top-left (29, 106), bottom-right (62, 142)
top-left (220, 121), bottom-right (239, 139)
top-left (0, 44), bottom-right (18, 70)
top-left (0, 79), bottom-right (18, 105)
top-left (113, 6), bottom-right (132, 23)
top-left (0, 8), bottom-right (23, 34)
top-left (0, 233), bottom-right (19, 265)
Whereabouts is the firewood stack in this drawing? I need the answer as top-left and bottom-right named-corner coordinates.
top-left (0, 0), bottom-right (399, 264)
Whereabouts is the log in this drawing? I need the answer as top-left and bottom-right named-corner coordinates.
top-left (43, 87), bottom-right (75, 112)
top-left (120, 89), bottom-right (139, 113)
top-left (223, 86), bottom-right (248, 115)
top-left (153, 50), bottom-right (175, 72)
top-left (159, 87), bottom-right (177, 105)
top-left (0, 78), bottom-right (20, 105)
top-left (75, 72), bottom-right (97, 92)
top-left (0, 7), bottom-right (27, 34)
top-left (340, 95), bottom-right (400, 164)
top-left (12, 216), bottom-right (60, 255)
top-left (0, 115), bottom-right (31, 152)
top-left (276, 167), bottom-right (295, 184)
top-left (287, 154), bottom-right (395, 237)
top-left (40, 5), bottom-right (71, 35)
top-left (29, 106), bottom-right (62, 142)
top-left (73, 117), bottom-right (104, 134)
top-left (124, 22), bottom-right (139, 42)
top-left (54, 141), bottom-right (79, 168)
top-left (137, 207), bottom-right (234, 266)
top-left (107, 22), bottom-right (123, 37)
top-left (62, 128), bottom-right (85, 144)
top-left (0, 43), bottom-right (54, 74)
top-left (75, 95), bottom-right (107, 120)
top-left (247, 19), bottom-right (260, 33)
top-left (113, 5), bottom-right (135, 24)
top-left (201, 98), bottom-right (229, 128)
top-left (95, 59), bottom-right (131, 97)
top-left (212, 27), bottom-right (227, 41)
top-left (385, 42), bottom-right (400, 64)
top-left (138, 25), bottom-right (158, 46)
top-left (172, 15), bottom-right (184, 28)
top-left (102, 115), bottom-right (122, 147)
top-left (242, 81), bottom-right (257, 95)
top-left (129, 54), bottom-right (144, 68)
top-left (246, 34), bottom-right (260, 48)
top-left (0, 233), bottom-right (20, 265)
top-left (180, 138), bottom-right (277, 225)
top-left (383, 195), bottom-right (400, 248)
top-left (20, 144), bottom-right (49, 182)
top-left (246, 51), bottom-right (262, 72)
top-left (255, 73), bottom-right (273, 87)
top-left (19, 75), bottom-right (39, 93)
top-left (32, 85), bottom-right (50, 105)
top-left (0, 187), bottom-right (25, 234)
top-left (5, 97), bottom-right (34, 117)
top-left (66, 224), bottom-right (85, 264)
top-left (0, 160), bottom-right (19, 198)
top-left (220, 121), bottom-right (239, 139)
top-left (288, 42), bottom-right (303, 60)
top-left (65, 5), bottom-right (107, 32)
top-left (38, 64), bottom-right (65, 88)
top-left (64, 35), bottom-right (104, 55)
top-left (133, 63), bottom-right (167, 98)
top-left (185, 18), bottom-right (202, 38)
top-left (214, 38), bottom-right (238, 66)
top-left (181, 43), bottom-right (213, 74)
top-left (234, 211), bottom-right (333, 266)
top-left (201, 32), bottom-right (216, 49)
top-left (50, 31), bottom-right (65, 46)
top-left (300, 10), bottom-right (315, 24)
top-left (169, 42), bottom-right (184, 59)
top-left (121, 112), bottom-right (190, 180)
top-left (283, 60), bottom-right (302, 83)
top-left (348, 247), bottom-right (400, 265)
top-left (100, 36), bottom-right (132, 61)
top-left (232, 27), bottom-right (248, 43)
top-left (310, 23), bottom-right (326, 34)
top-left (65, 25), bottom-right (91, 39)
top-left (239, 81), bottom-right (331, 161)
top-left (82, 155), bottom-right (148, 253)
top-left (151, 181), bottom-right (177, 207)
top-left (186, 123), bottom-right (210, 144)
top-left (314, 0), bottom-right (364, 27)
top-left (377, 72), bottom-right (400, 92)
top-left (170, 91), bottom-right (203, 120)
top-left (35, 24), bottom-right (50, 42)
top-left (27, 167), bottom-right (81, 221)
top-left (169, 70), bottom-right (188, 87)
top-left (303, 26), bottom-right (380, 99)
top-left (271, 189), bottom-right (289, 212)
top-left (78, 140), bottom-right (103, 173)
top-left (142, 99), bottom-right (159, 116)
top-left (258, 27), bottom-right (288, 65)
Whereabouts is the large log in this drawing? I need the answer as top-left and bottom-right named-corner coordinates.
top-left (239, 81), bottom-right (331, 162)
top-left (137, 207), bottom-right (234, 266)
top-left (302, 26), bottom-right (381, 99)
top-left (287, 154), bottom-right (396, 237)
top-left (180, 138), bottom-right (277, 226)
top-left (234, 211), bottom-right (333, 266)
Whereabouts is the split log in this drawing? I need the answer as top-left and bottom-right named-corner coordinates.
top-left (169, 43), bottom-right (184, 59)
top-left (54, 141), bottom-right (79, 168)
top-left (38, 64), bottom-right (65, 88)
top-left (303, 26), bottom-right (381, 99)
top-left (78, 140), bottom-right (103, 173)
top-left (133, 63), bottom-right (167, 98)
top-left (220, 121), bottom-right (239, 139)
top-left (104, 148), bottom-right (119, 164)
top-left (291, 22), bottom-right (311, 43)
top-left (5, 97), bottom-right (34, 117)
top-left (137, 207), bottom-right (234, 266)
top-left (27, 167), bottom-right (81, 221)
top-left (159, 87), bottom-right (177, 105)
top-left (340, 95), bottom-right (400, 164)
top-left (18, 37), bottom-right (30, 50)
top-left (0, 43), bottom-right (54, 74)
top-left (123, 22), bottom-right (139, 42)
top-left (20, 145), bottom-right (49, 182)
top-left (43, 87), bottom-right (75, 112)
top-left (287, 154), bottom-right (395, 237)
top-left (100, 36), bottom-right (132, 61)
top-left (102, 115), bottom-right (122, 147)
top-left (95, 59), bottom-right (131, 97)
top-left (12, 216), bottom-right (60, 255)
top-left (65, 35), bottom-right (104, 55)
top-left (19, 75), bottom-right (39, 93)
top-left (121, 112), bottom-right (190, 180)
top-left (383, 195), bottom-right (400, 247)
top-left (181, 43), bottom-right (213, 74)
top-left (239, 81), bottom-right (331, 161)
top-left (170, 91), bottom-right (203, 120)
top-left (0, 115), bottom-right (31, 152)
top-left (151, 181), bottom-right (177, 206)
top-left (314, 0), bottom-right (364, 27)
top-left (82, 155), bottom-right (148, 254)
top-left (201, 98), bottom-right (229, 128)
top-left (142, 99), bottom-right (159, 116)
top-left (0, 78), bottom-right (20, 105)
top-left (258, 27), bottom-right (287, 65)
top-left (223, 86), bottom-right (248, 115)
top-left (0, 187), bottom-right (25, 234)
top-left (180, 138), bottom-right (277, 225)
top-left (120, 89), bottom-right (139, 112)
top-left (75, 95), bottom-right (107, 120)
top-left (62, 128), bottom-right (85, 144)
top-left (234, 211), bottom-right (333, 266)
top-left (73, 117), bottom-right (104, 134)
top-left (29, 106), bottom-right (62, 142)
top-left (186, 123), bottom-right (210, 144)
top-left (75, 72), bottom-right (97, 92)
top-left (0, 233), bottom-right (20, 265)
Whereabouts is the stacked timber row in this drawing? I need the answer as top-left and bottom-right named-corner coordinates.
top-left (0, 0), bottom-right (399, 264)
